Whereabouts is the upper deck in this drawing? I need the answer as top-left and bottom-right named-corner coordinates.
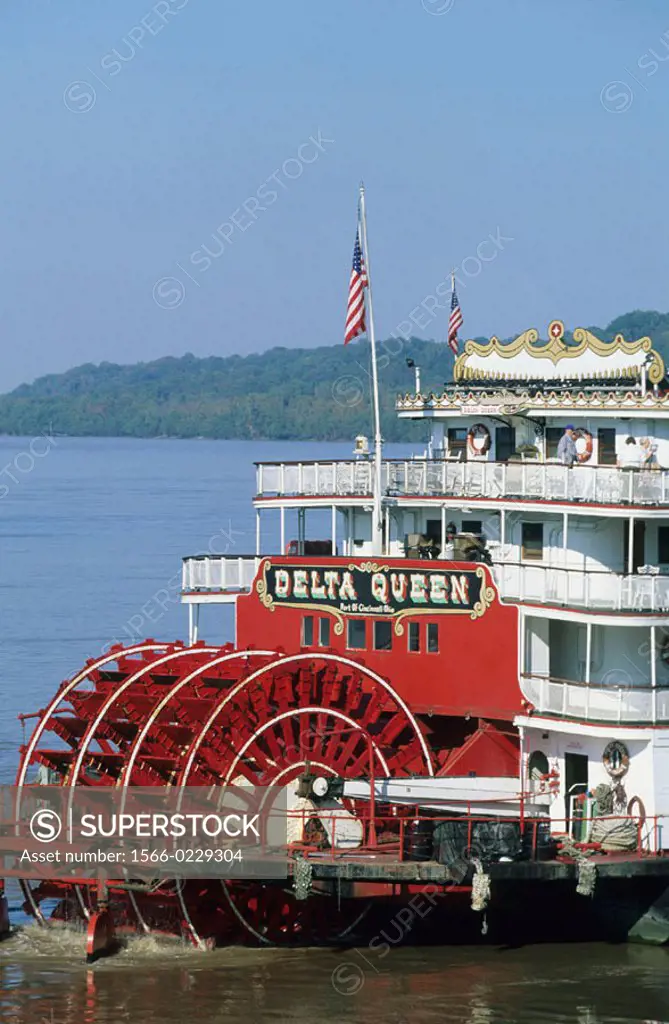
top-left (256, 321), bottom-right (669, 514)
top-left (254, 457), bottom-right (669, 512)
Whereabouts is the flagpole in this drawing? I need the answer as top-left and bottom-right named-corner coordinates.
top-left (448, 268), bottom-right (461, 358)
top-left (358, 183), bottom-right (383, 556)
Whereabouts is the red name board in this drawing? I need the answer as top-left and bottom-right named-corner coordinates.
top-left (256, 560), bottom-right (495, 624)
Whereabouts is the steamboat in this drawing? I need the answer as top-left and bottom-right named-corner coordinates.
top-left (5, 199), bottom-right (669, 958)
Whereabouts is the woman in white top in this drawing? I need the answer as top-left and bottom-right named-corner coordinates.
top-left (619, 437), bottom-right (640, 468)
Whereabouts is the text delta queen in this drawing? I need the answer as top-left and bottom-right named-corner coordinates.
top-left (273, 568), bottom-right (473, 608)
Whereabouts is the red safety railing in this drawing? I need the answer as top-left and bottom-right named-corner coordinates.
top-left (263, 805), bottom-right (661, 863)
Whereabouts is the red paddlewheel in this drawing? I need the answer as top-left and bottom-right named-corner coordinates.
top-left (15, 643), bottom-right (434, 948)
top-left (221, 882), bottom-right (370, 946)
top-left (172, 651), bottom-right (434, 945)
top-left (174, 651), bottom-right (433, 790)
top-left (21, 882), bottom-right (90, 928)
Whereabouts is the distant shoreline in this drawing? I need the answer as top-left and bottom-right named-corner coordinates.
top-left (0, 432), bottom-right (377, 444)
top-left (0, 314), bottom-right (664, 443)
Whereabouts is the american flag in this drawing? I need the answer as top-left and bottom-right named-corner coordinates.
top-left (344, 229), bottom-right (368, 344)
top-left (448, 281), bottom-right (463, 354)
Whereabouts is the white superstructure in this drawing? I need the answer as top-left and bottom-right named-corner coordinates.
top-left (183, 319), bottom-right (669, 848)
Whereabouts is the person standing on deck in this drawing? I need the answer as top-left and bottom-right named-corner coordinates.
top-left (619, 437), bottom-right (640, 469)
top-left (640, 436), bottom-right (659, 468)
top-left (557, 425), bottom-right (578, 467)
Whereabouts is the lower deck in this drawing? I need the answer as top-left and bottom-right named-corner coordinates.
top-left (301, 849), bottom-right (669, 884)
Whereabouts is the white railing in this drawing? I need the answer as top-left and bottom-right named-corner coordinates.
top-left (493, 562), bottom-right (669, 612)
top-left (521, 673), bottom-right (669, 724)
top-left (181, 555), bottom-right (669, 613)
top-left (182, 555), bottom-right (261, 593)
top-left (257, 461), bottom-right (374, 497)
top-left (255, 459), bottom-right (669, 506)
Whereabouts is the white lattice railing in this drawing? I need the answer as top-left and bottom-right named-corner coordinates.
top-left (182, 555), bottom-right (261, 593)
top-left (493, 562), bottom-right (669, 612)
top-left (182, 555), bottom-right (669, 613)
top-left (521, 673), bottom-right (669, 724)
top-left (256, 459), bottom-right (669, 506)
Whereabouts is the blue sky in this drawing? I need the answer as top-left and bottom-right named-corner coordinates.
top-left (2, 0), bottom-right (669, 389)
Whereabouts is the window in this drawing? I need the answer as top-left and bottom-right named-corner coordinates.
top-left (495, 426), bottom-right (516, 462)
top-left (521, 522), bottom-right (543, 561)
top-left (374, 620), bottom-right (392, 651)
top-left (318, 617), bottom-right (331, 647)
top-left (545, 427), bottom-right (562, 460)
top-left (461, 519), bottom-right (482, 535)
top-left (408, 622), bottom-right (420, 652)
top-left (427, 623), bottom-right (439, 653)
top-left (659, 527), bottom-right (669, 564)
top-left (302, 616), bottom-right (314, 646)
top-left (347, 618), bottom-right (366, 650)
top-left (597, 428), bottom-right (617, 466)
top-left (528, 750), bottom-right (549, 783)
top-left (447, 428), bottom-right (467, 460)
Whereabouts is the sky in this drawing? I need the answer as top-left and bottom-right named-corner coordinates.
top-left (2, 0), bottom-right (669, 390)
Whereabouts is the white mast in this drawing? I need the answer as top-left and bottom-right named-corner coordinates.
top-left (358, 183), bottom-right (383, 555)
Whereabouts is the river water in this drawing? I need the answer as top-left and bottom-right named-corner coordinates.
top-left (2, 931), bottom-right (669, 1024)
top-left (0, 436), bottom-right (668, 1024)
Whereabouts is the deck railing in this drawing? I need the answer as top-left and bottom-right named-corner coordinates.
top-left (182, 554), bottom-right (669, 613)
top-left (286, 810), bottom-right (656, 856)
top-left (255, 459), bottom-right (669, 507)
top-left (493, 562), bottom-right (669, 613)
top-left (182, 555), bottom-right (261, 593)
top-left (521, 672), bottom-right (669, 724)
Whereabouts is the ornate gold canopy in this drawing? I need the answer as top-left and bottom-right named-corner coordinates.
top-left (453, 320), bottom-right (665, 386)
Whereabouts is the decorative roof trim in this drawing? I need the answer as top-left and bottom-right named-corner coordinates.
top-left (453, 320), bottom-right (665, 386)
top-left (396, 387), bottom-right (669, 413)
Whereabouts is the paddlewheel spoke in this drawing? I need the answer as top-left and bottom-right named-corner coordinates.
top-left (15, 643), bottom-right (434, 948)
top-left (221, 882), bottom-right (371, 946)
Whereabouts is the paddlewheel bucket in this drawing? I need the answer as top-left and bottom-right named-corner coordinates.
top-left (15, 640), bottom-right (435, 951)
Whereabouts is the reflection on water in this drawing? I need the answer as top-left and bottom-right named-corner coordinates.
top-left (0, 927), bottom-right (668, 1024)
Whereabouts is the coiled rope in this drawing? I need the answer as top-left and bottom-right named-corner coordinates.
top-left (556, 835), bottom-right (597, 897)
top-left (471, 858), bottom-right (491, 912)
top-left (589, 817), bottom-right (638, 851)
top-left (293, 857), bottom-right (313, 901)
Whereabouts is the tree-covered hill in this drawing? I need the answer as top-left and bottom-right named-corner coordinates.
top-left (1, 309), bottom-right (668, 441)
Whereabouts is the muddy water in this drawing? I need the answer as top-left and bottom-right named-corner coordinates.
top-left (1, 927), bottom-right (669, 1024)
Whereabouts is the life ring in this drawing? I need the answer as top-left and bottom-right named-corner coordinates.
top-left (603, 740), bottom-right (630, 779)
top-left (627, 795), bottom-right (646, 828)
top-left (467, 423), bottom-right (491, 457)
top-left (573, 427), bottom-right (593, 464)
